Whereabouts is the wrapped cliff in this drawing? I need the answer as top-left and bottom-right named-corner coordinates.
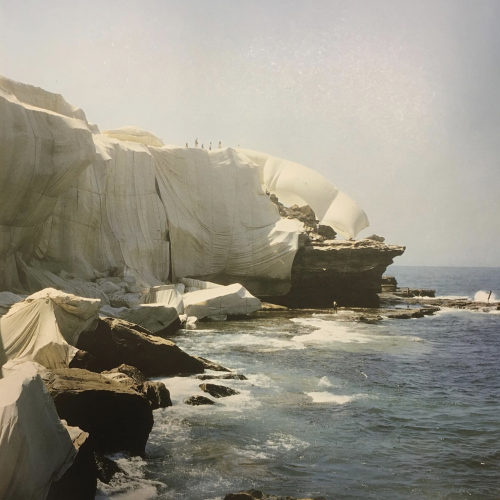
top-left (0, 75), bottom-right (403, 306)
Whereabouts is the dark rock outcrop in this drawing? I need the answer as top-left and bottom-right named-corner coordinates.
top-left (44, 368), bottom-right (153, 455)
top-left (196, 373), bottom-right (248, 381)
top-left (185, 395), bottom-right (216, 406)
top-left (224, 490), bottom-right (326, 500)
top-left (101, 364), bottom-right (172, 409)
top-left (199, 383), bottom-right (240, 398)
top-left (265, 239), bottom-right (405, 308)
top-left (95, 453), bottom-right (123, 484)
top-left (69, 350), bottom-right (99, 372)
top-left (194, 356), bottom-right (232, 372)
top-left (77, 318), bottom-right (204, 376)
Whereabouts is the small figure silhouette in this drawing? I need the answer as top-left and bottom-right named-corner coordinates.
top-left (201, 143), bottom-right (204, 149)
top-left (333, 301), bottom-right (338, 313)
top-left (218, 141), bottom-right (222, 149)
top-left (209, 142), bottom-right (212, 150)
top-left (488, 290), bottom-right (492, 303)
top-left (195, 138), bottom-right (198, 148)
top-left (185, 143), bottom-right (188, 148)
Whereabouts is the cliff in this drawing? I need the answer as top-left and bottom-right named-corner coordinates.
top-left (266, 239), bottom-right (405, 307)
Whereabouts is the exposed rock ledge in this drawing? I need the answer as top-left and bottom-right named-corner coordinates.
top-left (266, 239), bottom-right (405, 308)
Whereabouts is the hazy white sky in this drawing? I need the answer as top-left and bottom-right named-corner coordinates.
top-left (1, 0), bottom-right (499, 266)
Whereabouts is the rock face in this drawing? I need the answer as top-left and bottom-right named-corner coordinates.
top-left (224, 490), bottom-right (326, 500)
top-left (101, 364), bottom-right (173, 409)
top-left (199, 383), bottom-right (240, 398)
top-left (44, 368), bottom-right (154, 455)
top-left (266, 239), bottom-right (405, 308)
top-left (185, 395), bottom-right (216, 406)
top-left (194, 356), bottom-right (232, 372)
top-left (76, 318), bottom-right (204, 376)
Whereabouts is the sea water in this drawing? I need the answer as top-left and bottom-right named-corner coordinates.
top-left (97, 266), bottom-right (500, 500)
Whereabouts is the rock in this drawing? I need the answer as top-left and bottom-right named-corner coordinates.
top-left (46, 434), bottom-right (97, 500)
top-left (43, 368), bottom-right (154, 455)
top-left (76, 318), bottom-right (204, 376)
top-left (69, 350), bottom-right (99, 372)
top-left (141, 381), bottom-right (172, 409)
top-left (224, 490), bottom-right (326, 500)
top-left (194, 356), bottom-right (232, 372)
top-left (365, 234), bottom-right (385, 242)
top-left (199, 383), bottom-right (240, 398)
top-left (196, 373), bottom-right (248, 381)
top-left (185, 395), bottom-right (216, 406)
top-left (101, 365), bottom-right (172, 409)
top-left (94, 453), bottom-right (123, 484)
top-left (101, 364), bottom-right (148, 385)
top-left (317, 225), bottom-right (337, 240)
top-left (264, 239), bottom-right (405, 308)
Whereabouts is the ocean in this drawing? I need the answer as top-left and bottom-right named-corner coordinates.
top-left (97, 266), bottom-right (500, 500)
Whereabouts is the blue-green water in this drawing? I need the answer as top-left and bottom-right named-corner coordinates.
top-left (98, 267), bottom-right (500, 500)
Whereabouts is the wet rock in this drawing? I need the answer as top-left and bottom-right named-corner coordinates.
top-left (185, 395), bottom-right (216, 406)
top-left (44, 368), bottom-right (153, 455)
top-left (196, 373), bottom-right (248, 381)
top-left (194, 356), bottom-right (231, 372)
top-left (101, 364), bottom-right (172, 409)
top-left (224, 490), bottom-right (326, 500)
top-left (77, 318), bottom-right (204, 376)
top-left (199, 383), bottom-right (240, 398)
top-left (95, 453), bottom-right (123, 484)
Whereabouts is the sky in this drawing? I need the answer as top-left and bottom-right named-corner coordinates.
top-left (1, 0), bottom-right (499, 266)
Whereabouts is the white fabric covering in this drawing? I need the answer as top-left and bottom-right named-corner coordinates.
top-left (183, 283), bottom-right (262, 320)
top-left (0, 288), bottom-right (100, 374)
top-left (239, 149), bottom-right (369, 239)
top-left (0, 75), bottom-right (369, 300)
top-left (0, 362), bottom-right (77, 499)
top-left (99, 303), bottom-right (179, 334)
top-left (143, 284), bottom-right (185, 313)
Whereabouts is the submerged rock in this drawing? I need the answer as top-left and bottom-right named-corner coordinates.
top-left (94, 453), bottom-right (123, 484)
top-left (44, 368), bottom-right (153, 455)
top-left (185, 395), bottom-right (216, 406)
top-left (224, 490), bottom-right (326, 500)
top-left (76, 318), bottom-right (204, 376)
top-left (199, 383), bottom-right (240, 398)
top-left (196, 373), bottom-right (248, 381)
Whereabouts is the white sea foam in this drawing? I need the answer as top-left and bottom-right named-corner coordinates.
top-left (96, 455), bottom-right (164, 500)
top-left (474, 290), bottom-right (498, 303)
top-left (318, 376), bottom-right (334, 388)
top-left (291, 318), bottom-right (372, 344)
top-left (306, 392), bottom-right (355, 404)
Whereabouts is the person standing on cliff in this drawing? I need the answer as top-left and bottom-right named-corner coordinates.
top-left (488, 291), bottom-right (492, 303)
top-left (333, 301), bottom-right (338, 313)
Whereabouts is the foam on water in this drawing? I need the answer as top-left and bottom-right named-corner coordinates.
top-left (306, 392), bottom-right (355, 404)
top-left (474, 290), bottom-right (498, 302)
top-left (96, 455), bottom-right (164, 500)
top-left (291, 318), bottom-right (372, 344)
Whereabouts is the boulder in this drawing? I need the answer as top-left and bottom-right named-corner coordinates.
top-left (184, 395), bottom-right (216, 406)
top-left (69, 350), bottom-right (99, 372)
top-left (76, 318), bottom-right (204, 376)
top-left (43, 368), bottom-right (154, 455)
top-left (199, 383), bottom-right (240, 398)
top-left (101, 364), bottom-right (172, 409)
top-left (194, 356), bottom-right (231, 372)
top-left (95, 453), bottom-right (123, 484)
top-left (317, 225), bottom-right (336, 240)
top-left (224, 490), bottom-right (325, 500)
top-left (196, 373), bottom-right (248, 381)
